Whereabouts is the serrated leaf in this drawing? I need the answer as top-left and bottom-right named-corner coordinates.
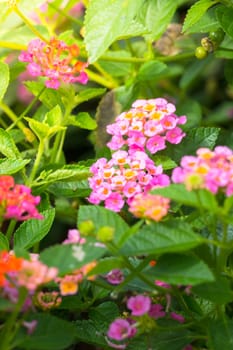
top-left (90, 257), bottom-right (125, 275)
top-left (0, 158), bottom-right (30, 174)
top-left (149, 253), bottom-right (215, 285)
top-left (67, 112), bottom-right (97, 130)
top-left (17, 313), bottom-right (76, 350)
top-left (89, 302), bottom-right (119, 331)
top-left (84, 0), bottom-right (145, 62)
top-left (14, 209), bottom-right (55, 249)
top-left (38, 165), bottom-right (90, 184)
top-left (48, 180), bottom-right (90, 197)
top-left (164, 127), bottom-right (220, 162)
top-left (77, 205), bottom-right (129, 246)
top-left (75, 88), bottom-right (106, 106)
top-left (120, 220), bottom-right (204, 256)
top-left (40, 239), bottom-right (106, 275)
top-left (0, 232), bottom-right (9, 251)
top-left (0, 128), bottom-right (20, 158)
top-left (0, 62), bottom-right (9, 101)
top-left (193, 277), bottom-right (233, 304)
top-left (182, 0), bottom-right (218, 33)
top-left (137, 61), bottom-right (167, 81)
top-left (142, 0), bottom-right (179, 40)
top-left (216, 5), bottom-right (233, 40)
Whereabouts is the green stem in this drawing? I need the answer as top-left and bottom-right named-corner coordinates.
top-left (55, 129), bottom-right (66, 163)
top-left (28, 139), bottom-right (45, 185)
top-left (0, 41), bottom-right (27, 50)
top-left (13, 6), bottom-right (50, 43)
top-left (0, 102), bottom-right (26, 133)
top-left (6, 220), bottom-right (17, 242)
top-left (7, 86), bottom-right (46, 131)
top-left (85, 69), bottom-right (118, 89)
top-left (0, 288), bottom-right (28, 350)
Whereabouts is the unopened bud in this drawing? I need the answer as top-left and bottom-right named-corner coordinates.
top-left (96, 226), bottom-right (114, 242)
top-left (79, 220), bottom-right (95, 236)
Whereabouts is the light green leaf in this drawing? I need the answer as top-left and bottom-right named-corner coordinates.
top-left (84, 0), bottom-right (145, 62)
top-left (44, 105), bottom-right (62, 126)
top-left (40, 239), bottom-right (107, 275)
top-left (0, 62), bottom-right (9, 102)
top-left (48, 180), bottom-right (90, 198)
top-left (14, 209), bottom-right (55, 249)
top-left (77, 205), bottom-right (129, 246)
top-left (18, 313), bottom-right (76, 350)
top-left (153, 155), bottom-right (177, 170)
top-left (186, 6), bottom-right (219, 34)
top-left (149, 253), bottom-right (215, 285)
top-left (0, 128), bottom-right (20, 158)
top-left (182, 0), bottom-right (218, 33)
top-left (137, 61), bottom-right (167, 81)
top-left (0, 158), bottom-right (30, 174)
top-left (67, 112), bottom-right (97, 130)
top-left (120, 220), bottom-right (204, 256)
top-left (38, 165), bottom-right (90, 184)
top-left (25, 81), bottom-right (63, 110)
top-left (142, 0), bottom-right (179, 40)
top-left (75, 88), bottom-right (106, 106)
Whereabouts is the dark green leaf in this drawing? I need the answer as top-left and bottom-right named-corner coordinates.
top-left (120, 220), bottom-right (204, 256)
top-left (216, 5), bottom-right (233, 40)
top-left (149, 253), bottom-right (215, 285)
top-left (0, 232), bottom-right (9, 251)
top-left (207, 319), bottom-right (233, 350)
top-left (137, 61), bottom-right (167, 81)
top-left (193, 277), bottom-right (233, 304)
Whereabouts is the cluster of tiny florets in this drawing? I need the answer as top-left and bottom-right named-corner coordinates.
top-left (172, 146), bottom-right (233, 195)
top-left (19, 38), bottom-right (88, 89)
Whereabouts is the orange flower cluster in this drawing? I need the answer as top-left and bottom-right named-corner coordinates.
top-left (0, 251), bottom-right (22, 287)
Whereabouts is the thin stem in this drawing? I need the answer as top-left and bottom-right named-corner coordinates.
top-left (55, 129), bottom-right (66, 163)
top-left (0, 41), bottom-right (27, 50)
top-left (0, 287), bottom-right (28, 350)
top-left (48, 2), bottom-right (83, 26)
top-left (85, 69), bottom-right (118, 89)
top-left (13, 6), bottom-right (50, 44)
top-left (28, 139), bottom-right (45, 185)
top-left (93, 62), bottom-right (119, 88)
top-left (0, 101), bottom-right (26, 133)
top-left (7, 86), bottom-right (46, 131)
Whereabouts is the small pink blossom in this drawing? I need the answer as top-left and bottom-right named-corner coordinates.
top-left (107, 318), bottom-right (132, 341)
top-left (170, 312), bottom-right (185, 323)
top-left (127, 295), bottom-right (151, 316)
top-left (106, 269), bottom-right (124, 285)
top-left (148, 304), bottom-right (166, 319)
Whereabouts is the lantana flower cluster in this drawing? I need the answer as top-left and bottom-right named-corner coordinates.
top-left (0, 175), bottom-right (42, 221)
top-left (106, 98), bottom-right (186, 154)
top-left (88, 98), bottom-right (186, 213)
top-left (107, 294), bottom-right (191, 349)
top-left (19, 37), bottom-right (88, 89)
top-left (88, 150), bottom-right (170, 212)
top-left (172, 146), bottom-right (233, 195)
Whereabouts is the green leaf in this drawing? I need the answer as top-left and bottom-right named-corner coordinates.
top-left (136, 61), bottom-right (167, 81)
top-left (0, 158), bottom-right (30, 174)
top-left (207, 319), bottom-right (233, 350)
top-left (75, 88), bottom-right (106, 106)
top-left (38, 165), bottom-right (90, 184)
top-left (89, 302), bottom-right (119, 331)
top-left (164, 127), bottom-right (220, 162)
top-left (193, 277), bottom-right (233, 304)
top-left (0, 62), bottom-right (9, 102)
top-left (99, 50), bottom-right (133, 77)
top-left (176, 99), bottom-right (202, 129)
top-left (90, 257), bottom-right (125, 275)
top-left (14, 209), bottom-right (55, 249)
top-left (179, 55), bottom-right (212, 89)
top-left (18, 313), bottom-right (76, 350)
top-left (25, 117), bottom-right (65, 141)
top-left (149, 253), bottom-right (215, 285)
top-left (0, 128), bottom-right (20, 158)
top-left (152, 184), bottom-right (219, 212)
top-left (77, 205), bottom-right (129, 246)
top-left (142, 0), bottom-right (179, 40)
top-left (152, 155), bottom-right (177, 170)
top-left (0, 232), bottom-right (9, 251)
top-left (120, 220), bottom-right (204, 256)
top-left (25, 81), bottom-right (63, 110)
top-left (40, 239), bottom-right (106, 275)
top-left (48, 180), bottom-right (90, 198)
top-left (216, 5), bottom-right (233, 40)
top-left (44, 105), bottom-right (62, 126)
top-left (186, 6), bottom-right (219, 33)
top-left (182, 0), bottom-right (218, 33)
top-left (75, 320), bottom-right (108, 348)
top-left (84, 0), bottom-right (145, 62)
top-left (67, 112), bottom-right (97, 130)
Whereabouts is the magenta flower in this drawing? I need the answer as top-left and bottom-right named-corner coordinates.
top-left (148, 304), bottom-right (166, 319)
top-left (170, 312), bottom-right (185, 323)
top-left (106, 269), bottom-right (124, 285)
top-left (127, 295), bottom-right (151, 316)
top-left (107, 318), bottom-right (132, 341)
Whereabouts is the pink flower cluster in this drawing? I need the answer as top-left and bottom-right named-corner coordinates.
top-left (19, 38), bottom-right (88, 89)
top-left (0, 175), bottom-right (42, 221)
top-left (88, 150), bottom-right (170, 212)
top-left (106, 98), bottom-right (186, 154)
top-left (107, 294), bottom-right (191, 349)
top-left (172, 146), bottom-right (233, 195)
top-left (129, 192), bottom-right (170, 221)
